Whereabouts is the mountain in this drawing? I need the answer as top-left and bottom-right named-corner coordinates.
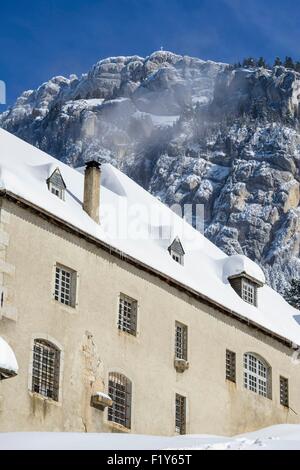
top-left (1, 51), bottom-right (300, 293)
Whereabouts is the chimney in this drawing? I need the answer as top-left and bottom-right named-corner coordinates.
top-left (83, 160), bottom-right (101, 223)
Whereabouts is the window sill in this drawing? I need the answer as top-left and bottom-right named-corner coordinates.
top-left (29, 391), bottom-right (61, 407)
top-left (226, 378), bottom-right (236, 385)
top-left (174, 358), bottom-right (189, 373)
top-left (107, 421), bottom-right (131, 433)
top-left (51, 299), bottom-right (78, 314)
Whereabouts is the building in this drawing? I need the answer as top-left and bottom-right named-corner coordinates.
top-left (0, 128), bottom-right (300, 436)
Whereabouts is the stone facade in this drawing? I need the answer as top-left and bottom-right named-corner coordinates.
top-left (0, 196), bottom-right (300, 436)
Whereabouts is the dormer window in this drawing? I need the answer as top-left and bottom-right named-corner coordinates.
top-left (229, 275), bottom-right (259, 307)
top-left (223, 255), bottom-right (265, 307)
top-left (47, 168), bottom-right (66, 200)
top-left (168, 237), bottom-right (185, 265)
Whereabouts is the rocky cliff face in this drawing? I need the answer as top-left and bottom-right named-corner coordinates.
top-left (1, 51), bottom-right (300, 292)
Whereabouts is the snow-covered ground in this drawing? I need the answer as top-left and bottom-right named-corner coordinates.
top-left (1, 425), bottom-right (300, 450)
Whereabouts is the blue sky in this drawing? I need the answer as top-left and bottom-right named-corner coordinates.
top-left (1, 0), bottom-right (300, 108)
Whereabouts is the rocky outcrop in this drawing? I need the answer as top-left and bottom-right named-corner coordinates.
top-left (1, 53), bottom-right (300, 293)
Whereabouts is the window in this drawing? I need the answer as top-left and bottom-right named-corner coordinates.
top-left (244, 353), bottom-right (271, 398)
top-left (175, 394), bottom-right (186, 434)
top-left (168, 237), bottom-right (185, 266)
top-left (241, 279), bottom-right (256, 306)
top-left (229, 275), bottom-right (259, 307)
top-left (118, 294), bottom-right (137, 335)
top-left (175, 322), bottom-right (188, 361)
top-left (108, 373), bottom-right (132, 429)
top-left (47, 168), bottom-right (66, 200)
top-left (54, 265), bottom-right (77, 307)
top-left (226, 350), bottom-right (236, 382)
top-left (49, 182), bottom-right (65, 200)
top-left (32, 339), bottom-right (60, 401)
top-left (280, 376), bottom-right (289, 407)
top-left (171, 252), bottom-right (182, 264)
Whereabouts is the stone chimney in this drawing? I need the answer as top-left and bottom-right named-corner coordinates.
top-left (83, 160), bottom-right (101, 223)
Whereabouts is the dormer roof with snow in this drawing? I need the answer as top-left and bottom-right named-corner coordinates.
top-left (223, 254), bottom-right (265, 286)
top-left (0, 128), bottom-right (299, 347)
top-left (168, 236), bottom-right (185, 256)
top-left (47, 167), bottom-right (66, 189)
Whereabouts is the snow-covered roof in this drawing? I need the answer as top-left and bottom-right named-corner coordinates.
top-left (0, 128), bottom-right (300, 346)
top-left (223, 254), bottom-right (266, 285)
top-left (0, 336), bottom-right (18, 379)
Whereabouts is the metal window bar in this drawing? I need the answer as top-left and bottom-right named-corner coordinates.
top-left (226, 350), bottom-right (236, 382)
top-left (244, 353), bottom-right (269, 397)
top-left (118, 294), bottom-right (137, 335)
top-left (175, 323), bottom-right (187, 360)
top-left (280, 376), bottom-right (289, 407)
top-left (32, 340), bottom-right (60, 401)
top-left (54, 266), bottom-right (75, 307)
top-left (108, 373), bottom-right (132, 429)
top-left (242, 280), bottom-right (256, 305)
top-left (175, 394), bottom-right (186, 435)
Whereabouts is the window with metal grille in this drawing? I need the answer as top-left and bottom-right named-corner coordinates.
top-left (244, 353), bottom-right (271, 398)
top-left (54, 265), bottom-right (76, 307)
top-left (280, 376), bottom-right (289, 407)
top-left (226, 349), bottom-right (236, 382)
top-left (108, 372), bottom-right (132, 429)
top-left (241, 279), bottom-right (256, 305)
top-left (175, 394), bottom-right (186, 434)
top-left (32, 339), bottom-right (60, 401)
top-left (118, 294), bottom-right (137, 335)
top-left (175, 322), bottom-right (188, 361)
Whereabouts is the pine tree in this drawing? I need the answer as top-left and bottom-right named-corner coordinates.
top-left (242, 57), bottom-right (256, 68)
top-left (257, 57), bottom-right (266, 68)
top-left (274, 57), bottom-right (282, 67)
top-left (295, 61), bottom-right (300, 73)
top-left (284, 279), bottom-right (300, 309)
top-left (284, 56), bottom-right (295, 69)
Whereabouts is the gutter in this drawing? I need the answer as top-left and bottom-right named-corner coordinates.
top-left (0, 189), bottom-right (296, 350)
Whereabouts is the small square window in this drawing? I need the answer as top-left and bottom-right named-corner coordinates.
top-left (49, 182), bottom-right (65, 200)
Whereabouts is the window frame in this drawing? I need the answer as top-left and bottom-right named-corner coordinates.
top-left (171, 250), bottom-right (183, 265)
top-left (49, 182), bottom-right (65, 201)
top-left (175, 394), bottom-right (186, 435)
top-left (226, 349), bottom-right (236, 383)
top-left (31, 338), bottom-right (61, 402)
top-left (280, 376), bottom-right (289, 407)
top-left (241, 278), bottom-right (256, 306)
top-left (175, 322), bottom-right (188, 361)
top-left (54, 264), bottom-right (77, 308)
top-left (107, 372), bottom-right (132, 429)
top-left (118, 293), bottom-right (138, 336)
top-left (244, 353), bottom-right (271, 399)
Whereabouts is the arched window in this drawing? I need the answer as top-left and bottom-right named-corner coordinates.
top-left (107, 372), bottom-right (132, 429)
top-left (244, 353), bottom-right (271, 398)
top-left (32, 339), bottom-right (60, 401)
